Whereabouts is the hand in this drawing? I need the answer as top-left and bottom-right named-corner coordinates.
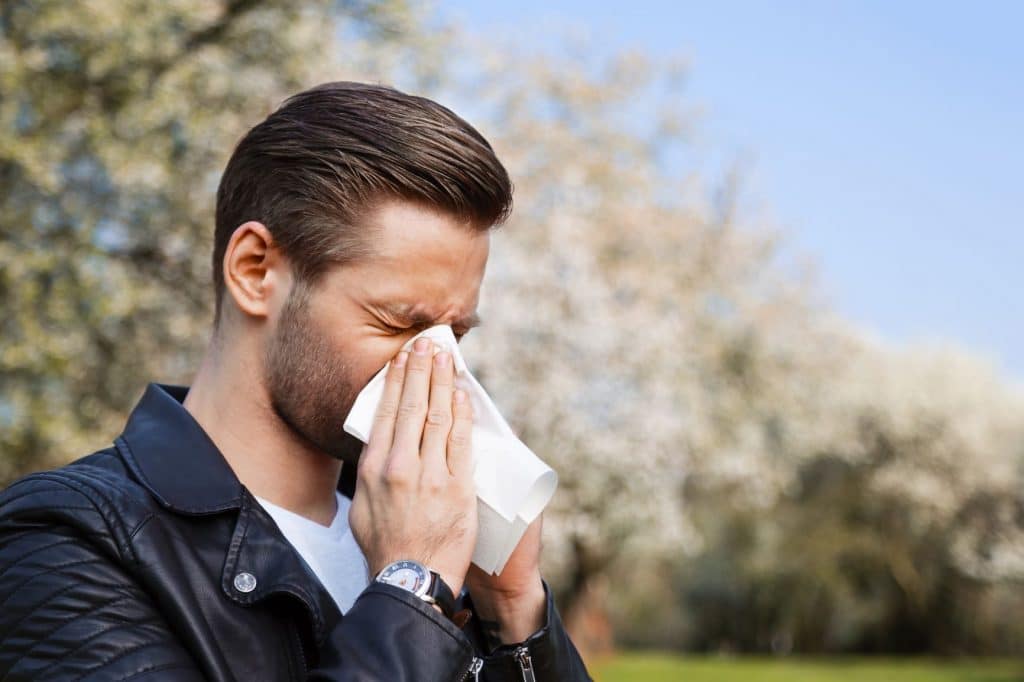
top-left (465, 514), bottom-right (546, 644)
top-left (349, 336), bottom-right (478, 596)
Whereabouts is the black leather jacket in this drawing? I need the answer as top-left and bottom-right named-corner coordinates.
top-left (0, 383), bottom-right (590, 681)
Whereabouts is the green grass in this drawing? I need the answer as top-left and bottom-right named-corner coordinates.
top-left (592, 654), bottom-right (1024, 682)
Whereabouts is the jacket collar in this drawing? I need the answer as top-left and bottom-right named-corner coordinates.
top-left (116, 382), bottom-right (354, 644)
top-left (117, 383), bottom-right (356, 515)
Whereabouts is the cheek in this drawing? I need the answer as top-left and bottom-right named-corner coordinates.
top-left (310, 313), bottom-right (398, 373)
top-left (347, 334), bottom-right (414, 389)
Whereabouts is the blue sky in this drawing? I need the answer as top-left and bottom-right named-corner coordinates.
top-left (440, 1), bottom-right (1024, 380)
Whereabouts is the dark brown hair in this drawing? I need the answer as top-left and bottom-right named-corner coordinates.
top-left (212, 81), bottom-right (513, 318)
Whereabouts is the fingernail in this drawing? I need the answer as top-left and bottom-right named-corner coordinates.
top-left (435, 351), bottom-right (449, 367)
top-left (414, 337), bottom-right (430, 354)
top-left (394, 351), bottom-right (408, 367)
top-left (454, 389), bottom-right (466, 403)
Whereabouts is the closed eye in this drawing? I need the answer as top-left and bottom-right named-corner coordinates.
top-left (382, 323), bottom-right (470, 342)
top-left (376, 315), bottom-right (475, 342)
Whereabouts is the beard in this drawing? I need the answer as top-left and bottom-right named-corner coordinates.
top-left (263, 284), bottom-right (366, 465)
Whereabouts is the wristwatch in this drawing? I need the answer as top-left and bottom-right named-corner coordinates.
top-left (374, 559), bottom-right (457, 619)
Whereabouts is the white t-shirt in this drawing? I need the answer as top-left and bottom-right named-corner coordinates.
top-left (254, 491), bottom-right (369, 614)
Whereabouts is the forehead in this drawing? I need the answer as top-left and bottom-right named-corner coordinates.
top-left (329, 201), bottom-right (491, 316)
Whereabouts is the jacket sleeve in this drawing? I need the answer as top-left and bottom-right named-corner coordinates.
top-left (463, 581), bottom-right (593, 682)
top-left (309, 582), bottom-right (478, 681)
top-left (0, 476), bottom-right (206, 681)
top-left (312, 579), bottom-right (590, 682)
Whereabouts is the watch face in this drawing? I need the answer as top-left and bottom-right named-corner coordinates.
top-left (378, 560), bottom-right (429, 595)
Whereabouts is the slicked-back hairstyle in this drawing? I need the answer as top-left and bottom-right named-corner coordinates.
top-left (212, 81), bottom-right (513, 320)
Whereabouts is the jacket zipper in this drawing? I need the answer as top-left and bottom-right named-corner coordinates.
top-left (460, 656), bottom-right (483, 681)
top-left (514, 645), bottom-right (536, 682)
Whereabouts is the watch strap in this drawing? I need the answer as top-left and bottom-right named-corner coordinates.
top-left (425, 571), bottom-right (457, 619)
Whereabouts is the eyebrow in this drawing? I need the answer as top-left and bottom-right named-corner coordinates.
top-left (376, 303), bottom-right (482, 331)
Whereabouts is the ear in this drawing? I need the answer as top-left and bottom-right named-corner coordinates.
top-left (221, 221), bottom-right (289, 320)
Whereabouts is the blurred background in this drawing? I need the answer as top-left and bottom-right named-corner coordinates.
top-left (1, 1), bottom-right (1022, 680)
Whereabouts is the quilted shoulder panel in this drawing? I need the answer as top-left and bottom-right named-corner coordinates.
top-left (0, 472), bottom-right (205, 680)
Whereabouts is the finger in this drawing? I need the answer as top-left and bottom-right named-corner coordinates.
top-left (390, 336), bottom-right (434, 466)
top-left (363, 350), bottom-right (409, 472)
top-left (420, 349), bottom-right (455, 479)
top-left (446, 388), bottom-right (474, 478)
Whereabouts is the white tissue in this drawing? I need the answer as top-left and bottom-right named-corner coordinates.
top-left (343, 325), bottom-right (558, 575)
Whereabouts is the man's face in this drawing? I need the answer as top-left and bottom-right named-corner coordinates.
top-left (263, 200), bottom-right (490, 464)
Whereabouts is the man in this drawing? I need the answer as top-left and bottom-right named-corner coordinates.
top-left (0, 82), bottom-right (590, 681)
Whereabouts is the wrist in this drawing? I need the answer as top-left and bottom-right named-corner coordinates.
top-left (471, 576), bottom-right (546, 645)
top-left (471, 567), bottom-right (544, 602)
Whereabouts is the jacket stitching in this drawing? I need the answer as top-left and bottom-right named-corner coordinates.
top-left (0, 527), bottom-right (36, 548)
top-left (0, 483), bottom-right (80, 512)
top-left (0, 582), bottom-right (128, 642)
top-left (47, 464), bottom-right (156, 558)
top-left (0, 556), bottom-right (102, 612)
top-left (70, 639), bottom-right (168, 681)
top-left (221, 494), bottom-right (250, 588)
top-left (17, 604), bottom-right (161, 678)
top-left (0, 536), bottom-right (80, 579)
top-left (18, 474), bottom-right (135, 564)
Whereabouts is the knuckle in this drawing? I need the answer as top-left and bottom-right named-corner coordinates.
top-left (383, 463), bottom-right (412, 487)
top-left (356, 454), bottom-right (378, 477)
top-left (426, 408), bottom-right (451, 427)
top-left (405, 360), bottom-right (429, 374)
top-left (357, 447), bottom-right (382, 474)
top-left (397, 400), bottom-right (423, 418)
top-left (448, 431), bottom-right (469, 450)
top-left (421, 474), bottom-right (445, 494)
top-left (374, 399), bottom-right (399, 421)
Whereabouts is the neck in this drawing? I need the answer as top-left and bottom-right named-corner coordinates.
top-left (183, 328), bottom-right (342, 527)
